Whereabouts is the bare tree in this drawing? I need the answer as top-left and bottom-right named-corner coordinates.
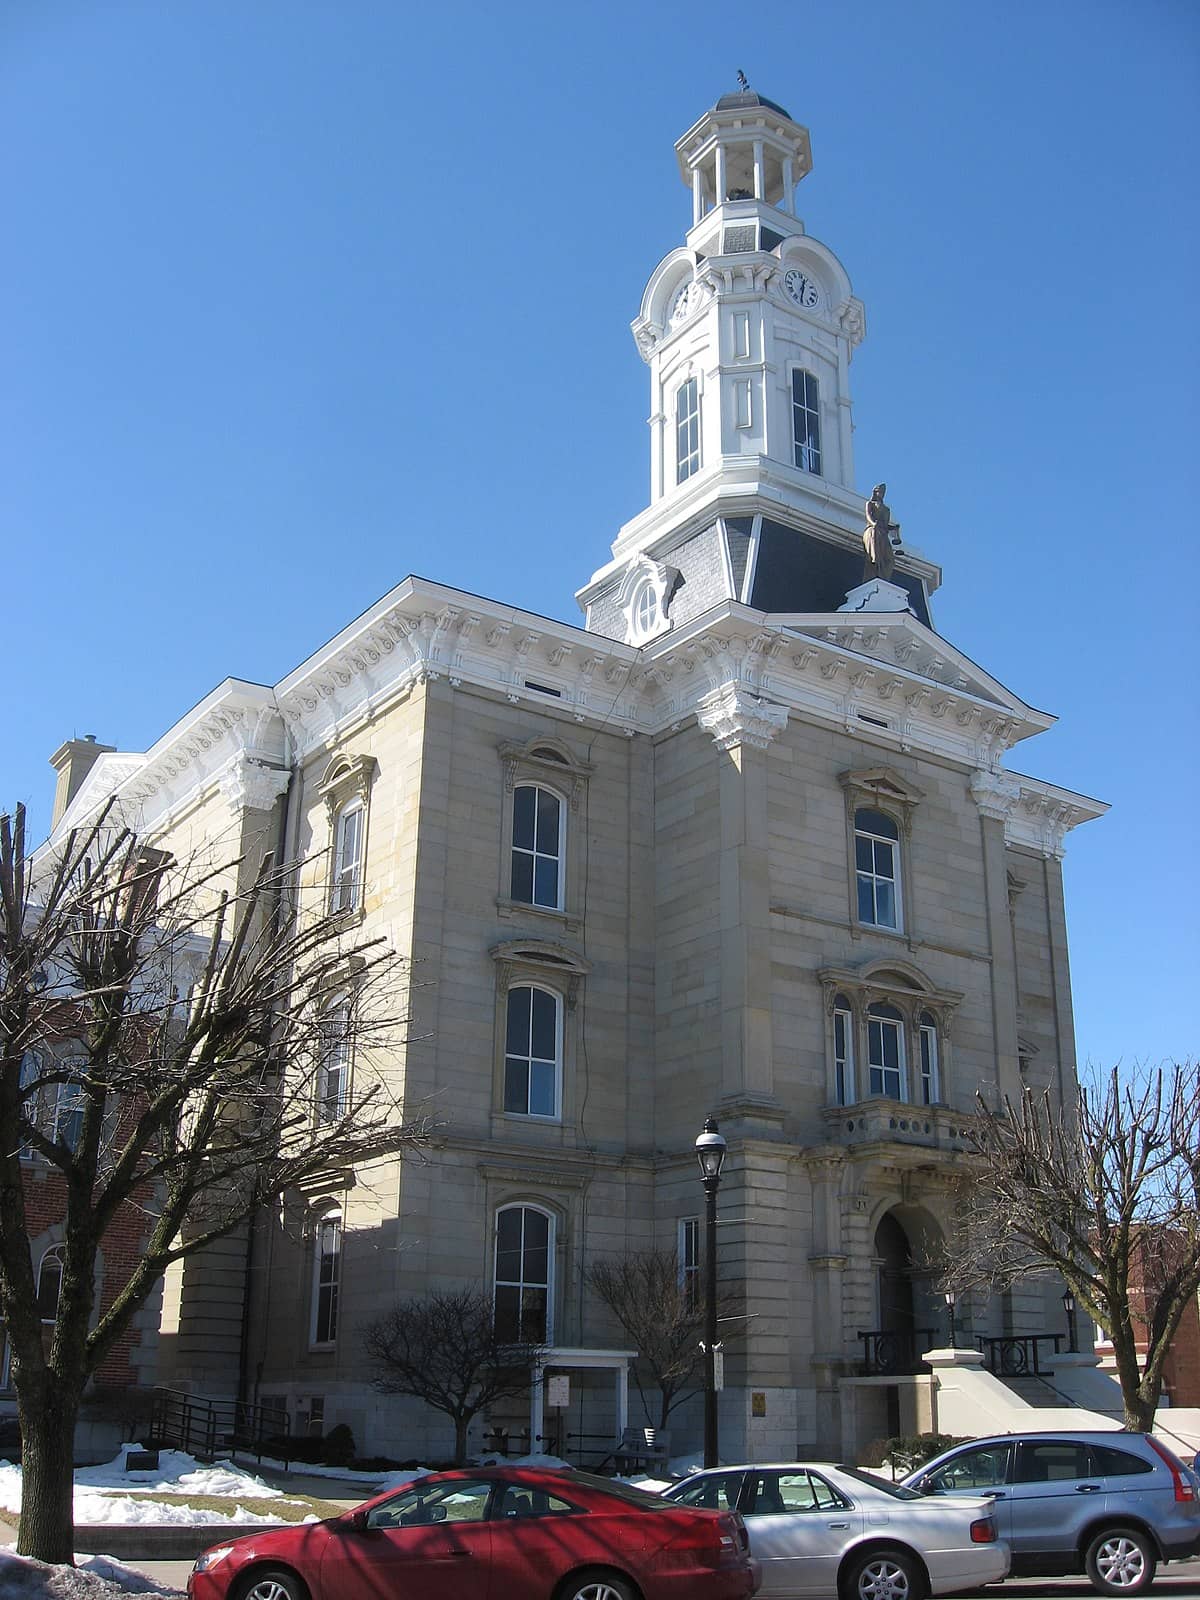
top-left (942, 1065), bottom-right (1200, 1432)
top-left (362, 1289), bottom-right (545, 1464)
top-left (0, 801), bottom-right (428, 1563)
top-left (585, 1249), bottom-right (709, 1429)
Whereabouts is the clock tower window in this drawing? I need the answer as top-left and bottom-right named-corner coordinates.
top-left (792, 369), bottom-right (822, 476)
top-left (676, 377), bottom-right (701, 484)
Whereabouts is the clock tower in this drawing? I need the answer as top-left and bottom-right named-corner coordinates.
top-left (578, 85), bottom-right (940, 643)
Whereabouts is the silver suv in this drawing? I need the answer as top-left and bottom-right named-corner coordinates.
top-left (903, 1431), bottom-right (1200, 1594)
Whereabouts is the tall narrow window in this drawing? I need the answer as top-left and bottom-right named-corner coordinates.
top-left (504, 986), bottom-right (561, 1119)
top-left (331, 799), bottom-right (364, 914)
top-left (510, 785), bottom-right (564, 909)
top-left (919, 1012), bottom-right (939, 1104)
top-left (792, 369), bottom-right (822, 474)
top-left (855, 808), bottom-right (901, 930)
top-left (51, 1063), bottom-right (87, 1154)
top-left (494, 1205), bottom-right (552, 1342)
top-left (311, 1213), bottom-right (342, 1346)
top-left (833, 996), bottom-right (854, 1105)
top-left (317, 1002), bottom-right (350, 1125)
top-left (678, 1216), bottom-right (700, 1314)
top-left (37, 1247), bottom-right (65, 1324)
top-left (676, 378), bottom-right (700, 484)
top-left (867, 1003), bottom-right (906, 1099)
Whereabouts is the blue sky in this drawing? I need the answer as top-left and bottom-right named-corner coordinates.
top-left (4, 1), bottom-right (1197, 1068)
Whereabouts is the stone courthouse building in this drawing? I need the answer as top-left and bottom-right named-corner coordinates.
top-left (43, 88), bottom-right (1106, 1462)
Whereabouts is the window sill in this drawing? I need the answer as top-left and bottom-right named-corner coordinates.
top-left (496, 897), bottom-right (581, 934)
top-left (325, 902), bottom-right (366, 927)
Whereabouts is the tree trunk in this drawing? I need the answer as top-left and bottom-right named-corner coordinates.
top-left (453, 1414), bottom-right (470, 1466)
top-left (1123, 1393), bottom-right (1158, 1433)
top-left (17, 1377), bottom-right (80, 1565)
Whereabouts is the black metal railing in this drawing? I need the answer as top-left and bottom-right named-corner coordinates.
top-left (859, 1328), bottom-right (935, 1375)
top-left (149, 1387), bottom-right (291, 1463)
top-left (974, 1333), bottom-right (1063, 1377)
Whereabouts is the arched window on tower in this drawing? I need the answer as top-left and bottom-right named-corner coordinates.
top-left (676, 378), bottom-right (700, 483)
top-left (792, 369), bottom-right (822, 475)
top-left (331, 797), bottom-right (364, 914)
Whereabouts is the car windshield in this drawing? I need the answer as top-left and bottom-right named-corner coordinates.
top-left (564, 1471), bottom-right (675, 1509)
top-left (836, 1466), bottom-right (923, 1500)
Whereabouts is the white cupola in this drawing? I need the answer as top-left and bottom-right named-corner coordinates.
top-left (631, 84), bottom-right (865, 512)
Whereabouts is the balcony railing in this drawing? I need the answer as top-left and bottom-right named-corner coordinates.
top-left (859, 1328), bottom-right (936, 1376)
top-left (974, 1333), bottom-right (1063, 1377)
top-left (822, 1100), bottom-right (979, 1162)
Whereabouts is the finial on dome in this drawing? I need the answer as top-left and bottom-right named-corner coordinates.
top-left (736, 69), bottom-right (750, 92)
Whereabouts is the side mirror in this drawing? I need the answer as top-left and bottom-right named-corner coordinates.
top-left (913, 1476), bottom-right (934, 1494)
top-left (346, 1510), bottom-right (371, 1533)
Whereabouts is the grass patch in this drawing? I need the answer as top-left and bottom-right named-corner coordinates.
top-left (0, 1493), bottom-right (347, 1526)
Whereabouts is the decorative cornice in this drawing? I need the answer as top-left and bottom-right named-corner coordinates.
top-left (695, 682), bottom-right (788, 751)
top-left (970, 768), bottom-right (1023, 822)
top-left (216, 755), bottom-right (291, 816)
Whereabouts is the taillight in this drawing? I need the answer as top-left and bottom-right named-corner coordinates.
top-left (970, 1516), bottom-right (998, 1544)
top-left (1146, 1437), bottom-right (1196, 1503)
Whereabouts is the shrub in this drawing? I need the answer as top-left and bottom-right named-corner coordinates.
top-left (323, 1424), bottom-right (356, 1466)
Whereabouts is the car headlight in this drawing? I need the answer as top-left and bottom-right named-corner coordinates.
top-left (193, 1546), bottom-right (235, 1573)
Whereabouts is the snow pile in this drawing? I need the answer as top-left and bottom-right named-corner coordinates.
top-left (0, 1550), bottom-right (181, 1599)
top-left (0, 1448), bottom-right (291, 1527)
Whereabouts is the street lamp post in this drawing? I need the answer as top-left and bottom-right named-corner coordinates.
top-left (944, 1290), bottom-right (958, 1349)
top-left (1062, 1289), bottom-right (1078, 1354)
top-left (695, 1115), bottom-right (727, 1470)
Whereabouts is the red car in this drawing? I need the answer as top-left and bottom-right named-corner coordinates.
top-left (187, 1465), bottom-right (760, 1600)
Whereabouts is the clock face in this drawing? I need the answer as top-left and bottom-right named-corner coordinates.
top-left (783, 268), bottom-right (820, 310)
top-left (669, 280), bottom-right (694, 327)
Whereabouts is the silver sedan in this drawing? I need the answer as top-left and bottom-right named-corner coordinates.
top-left (663, 1462), bottom-right (1010, 1600)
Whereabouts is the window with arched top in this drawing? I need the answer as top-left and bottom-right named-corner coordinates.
top-left (510, 785), bottom-right (564, 910)
top-left (37, 1246), bottom-right (65, 1324)
top-left (833, 994), bottom-right (855, 1106)
top-left (792, 369), bottom-right (822, 475)
top-left (867, 1003), bottom-right (906, 1099)
top-left (919, 1011), bottom-right (940, 1105)
top-left (855, 808), bottom-right (901, 931)
top-left (676, 378), bottom-right (700, 483)
top-left (317, 1000), bottom-right (351, 1125)
top-left (494, 1205), bottom-right (553, 1343)
top-left (504, 985), bottom-right (561, 1119)
top-left (331, 797), bottom-right (364, 914)
top-left (311, 1211), bottom-right (342, 1347)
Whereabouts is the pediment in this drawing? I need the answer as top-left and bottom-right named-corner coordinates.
top-left (782, 612), bottom-right (1046, 721)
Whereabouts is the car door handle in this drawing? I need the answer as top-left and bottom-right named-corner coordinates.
top-left (450, 1550), bottom-right (474, 1557)
top-left (1075, 1484), bottom-right (1101, 1493)
top-left (985, 1491), bottom-right (1006, 1499)
top-left (827, 1522), bottom-right (850, 1529)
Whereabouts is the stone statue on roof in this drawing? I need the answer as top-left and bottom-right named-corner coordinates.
top-left (863, 483), bottom-right (902, 582)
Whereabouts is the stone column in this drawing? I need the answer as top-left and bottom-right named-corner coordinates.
top-left (970, 771), bottom-right (1023, 1107)
top-left (695, 684), bottom-right (787, 1108)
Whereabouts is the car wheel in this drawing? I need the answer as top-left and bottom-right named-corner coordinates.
top-left (556, 1568), bottom-right (638, 1600)
top-left (235, 1570), bottom-right (309, 1600)
top-left (1084, 1526), bottom-right (1157, 1595)
top-left (841, 1546), bottom-right (926, 1600)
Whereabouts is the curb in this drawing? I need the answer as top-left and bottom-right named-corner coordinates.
top-left (74, 1524), bottom-right (283, 1560)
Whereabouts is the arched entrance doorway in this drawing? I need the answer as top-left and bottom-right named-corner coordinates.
top-left (875, 1211), bottom-right (915, 1345)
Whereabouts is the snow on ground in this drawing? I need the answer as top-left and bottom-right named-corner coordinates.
top-left (0, 1447), bottom-right (291, 1527)
top-left (0, 1551), bottom-right (181, 1600)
